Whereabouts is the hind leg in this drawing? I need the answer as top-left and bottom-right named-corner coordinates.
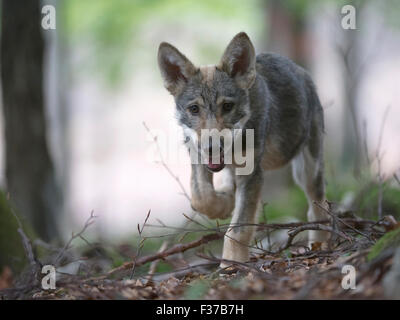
top-left (292, 141), bottom-right (330, 244)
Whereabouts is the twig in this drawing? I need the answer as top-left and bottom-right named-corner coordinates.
top-left (196, 252), bottom-right (275, 279)
top-left (314, 201), bottom-right (372, 241)
top-left (130, 210), bottom-right (151, 279)
top-left (146, 218), bottom-right (377, 236)
top-left (143, 122), bottom-right (191, 201)
top-left (54, 211), bottom-right (97, 265)
top-left (182, 212), bottom-right (210, 231)
top-left (279, 223), bottom-right (352, 252)
top-left (262, 203), bottom-right (271, 251)
top-left (326, 201), bottom-right (339, 249)
top-left (362, 119), bottom-right (371, 167)
top-left (10, 207), bottom-right (37, 270)
top-left (143, 262), bottom-right (218, 280)
top-left (108, 233), bottom-right (223, 277)
top-left (146, 241), bottom-right (169, 283)
top-left (376, 106), bottom-right (390, 219)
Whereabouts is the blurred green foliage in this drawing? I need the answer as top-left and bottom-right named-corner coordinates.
top-left (357, 184), bottom-right (400, 220)
top-left (261, 186), bottom-right (308, 222)
top-left (62, 0), bottom-right (263, 87)
top-left (59, 0), bottom-right (400, 87)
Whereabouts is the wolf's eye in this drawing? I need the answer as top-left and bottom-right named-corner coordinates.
top-left (222, 102), bottom-right (234, 112)
top-left (188, 105), bottom-right (199, 114)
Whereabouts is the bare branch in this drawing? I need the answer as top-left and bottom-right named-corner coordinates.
top-left (54, 211), bottom-right (97, 265)
top-left (143, 121), bottom-right (190, 201)
top-left (130, 210), bottom-right (151, 279)
top-left (314, 201), bottom-right (372, 241)
top-left (376, 106), bottom-right (391, 219)
top-left (279, 223), bottom-right (352, 252)
top-left (146, 241), bottom-right (169, 283)
top-left (108, 233), bottom-right (223, 277)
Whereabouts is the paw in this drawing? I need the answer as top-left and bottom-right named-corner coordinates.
top-left (191, 192), bottom-right (234, 219)
top-left (220, 237), bottom-right (249, 267)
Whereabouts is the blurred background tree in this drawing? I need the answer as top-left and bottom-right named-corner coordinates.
top-left (1, 0), bottom-right (62, 242)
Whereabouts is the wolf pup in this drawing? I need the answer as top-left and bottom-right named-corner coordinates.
top-left (157, 32), bottom-right (328, 265)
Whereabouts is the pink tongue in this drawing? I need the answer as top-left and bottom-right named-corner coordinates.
top-left (208, 156), bottom-right (224, 169)
top-left (208, 162), bottom-right (222, 169)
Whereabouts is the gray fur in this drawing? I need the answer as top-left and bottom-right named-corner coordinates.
top-left (158, 32), bottom-right (328, 264)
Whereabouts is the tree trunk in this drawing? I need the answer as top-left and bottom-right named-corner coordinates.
top-left (1, 0), bottom-right (61, 241)
top-left (260, 0), bottom-right (311, 199)
top-left (265, 0), bottom-right (310, 68)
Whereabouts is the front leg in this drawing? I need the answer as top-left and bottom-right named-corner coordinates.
top-left (221, 166), bottom-right (263, 265)
top-left (190, 164), bottom-right (235, 219)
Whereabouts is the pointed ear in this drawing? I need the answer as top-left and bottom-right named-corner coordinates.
top-left (219, 32), bottom-right (256, 90)
top-left (158, 42), bottom-right (196, 96)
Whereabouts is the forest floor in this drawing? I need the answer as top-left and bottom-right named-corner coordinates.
top-left (1, 208), bottom-right (399, 300)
